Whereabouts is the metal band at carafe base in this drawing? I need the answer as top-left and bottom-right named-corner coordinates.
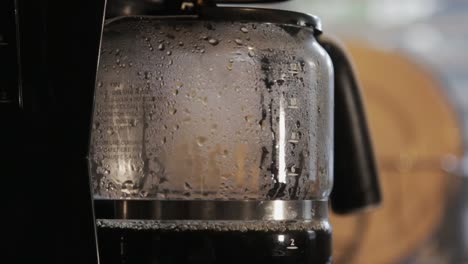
top-left (94, 200), bottom-right (328, 221)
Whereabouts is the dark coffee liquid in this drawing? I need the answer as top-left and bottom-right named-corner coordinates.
top-left (97, 221), bottom-right (332, 264)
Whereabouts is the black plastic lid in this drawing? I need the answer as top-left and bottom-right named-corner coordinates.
top-left (106, 1), bottom-right (322, 34)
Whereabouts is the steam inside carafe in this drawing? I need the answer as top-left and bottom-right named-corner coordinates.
top-left (89, 18), bottom-right (332, 201)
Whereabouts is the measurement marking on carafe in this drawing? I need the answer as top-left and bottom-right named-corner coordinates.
top-left (288, 98), bottom-right (299, 109)
top-left (288, 132), bottom-right (299, 144)
top-left (287, 165), bottom-right (299, 177)
top-left (287, 239), bottom-right (298, 250)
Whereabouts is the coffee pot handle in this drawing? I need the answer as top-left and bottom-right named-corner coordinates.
top-left (318, 36), bottom-right (382, 214)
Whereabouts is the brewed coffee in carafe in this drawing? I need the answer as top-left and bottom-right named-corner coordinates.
top-left (90, 2), bottom-right (380, 263)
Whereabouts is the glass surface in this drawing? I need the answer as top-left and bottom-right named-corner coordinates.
top-left (89, 16), bottom-right (333, 201)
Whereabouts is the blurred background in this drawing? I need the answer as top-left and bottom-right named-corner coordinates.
top-left (238, 0), bottom-right (468, 263)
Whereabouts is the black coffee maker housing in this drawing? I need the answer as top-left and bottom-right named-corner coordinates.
top-left (2, 0), bottom-right (105, 263)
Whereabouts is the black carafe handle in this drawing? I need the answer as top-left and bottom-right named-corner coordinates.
top-left (318, 36), bottom-right (382, 214)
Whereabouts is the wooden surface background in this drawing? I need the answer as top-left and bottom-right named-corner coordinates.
top-left (331, 42), bottom-right (463, 264)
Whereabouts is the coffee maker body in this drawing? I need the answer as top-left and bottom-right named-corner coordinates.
top-left (1, 0), bottom-right (105, 263)
top-left (1, 0), bottom-right (380, 263)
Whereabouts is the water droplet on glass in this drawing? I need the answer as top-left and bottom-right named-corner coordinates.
top-left (202, 96), bottom-right (208, 106)
top-left (182, 117), bottom-right (191, 123)
top-left (173, 89), bottom-right (179, 96)
top-left (244, 115), bottom-right (254, 123)
top-left (276, 79), bottom-right (285, 86)
top-left (184, 182), bottom-right (192, 190)
top-left (240, 26), bottom-right (249, 33)
top-left (234, 39), bottom-right (243, 45)
top-left (97, 81), bottom-right (103, 87)
top-left (158, 43), bottom-right (165, 50)
top-left (121, 180), bottom-right (135, 193)
top-left (169, 108), bottom-right (177, 115)
top-left (159, 177), bottom-right (168, 184)
top-left (208, 38), bottom-right (219, 45)
top-left (115, 49), bottom-right (120, 56)
top-left (107, 182), bottom-right (115, 191)
top-left (196, 136), bottom-right (207, 147)
top-left (248, 50), bottom-right (255, 57)
top-left (178, 41), bottom-right (184, 46)
top-left (144, 71), bottom-right (151, 79)
top-left (166, 51), bottom-right (172, 56)
top-left (296, 120), bottom-right (301, 128)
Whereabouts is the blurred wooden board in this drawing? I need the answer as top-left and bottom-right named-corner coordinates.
top-left (331, 42), bottom-right (463, 264)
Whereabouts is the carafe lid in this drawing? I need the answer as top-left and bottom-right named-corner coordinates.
top-left (106, 0), bottom-right (322, 34)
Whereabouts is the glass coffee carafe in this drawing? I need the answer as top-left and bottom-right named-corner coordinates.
top-left (89, 2), bottom-right (381, 263)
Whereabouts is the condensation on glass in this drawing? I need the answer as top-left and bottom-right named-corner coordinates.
top-left (89, 17), bottom-right (333, 201)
